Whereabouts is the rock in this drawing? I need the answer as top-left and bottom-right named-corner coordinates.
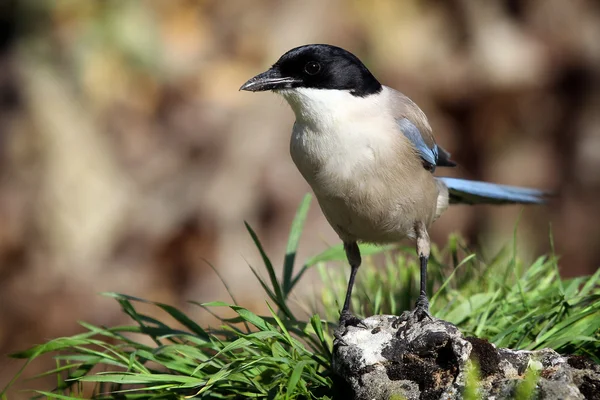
top-left (332, 315), bottom-right (599, 400)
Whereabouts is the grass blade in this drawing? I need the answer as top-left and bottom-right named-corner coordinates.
top-left (283, 194), bottom-right (312, 297)
top-left (245, 222), bottom-right (294, 320)
top-left (286, 360), bottom-right (309, 399)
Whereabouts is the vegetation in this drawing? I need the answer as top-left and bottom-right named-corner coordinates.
top-left (2, 195), bottom-right (599, 399)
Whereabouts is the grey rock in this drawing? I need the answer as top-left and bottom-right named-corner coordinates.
top-left (332, 315), bottom-right (599, 400)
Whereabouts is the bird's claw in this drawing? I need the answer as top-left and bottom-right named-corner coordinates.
top-left (391, 312), bottom-right (410, 329)
top-left (393, 295), bottom-right (433, 334)
top-left (334, 311), bottom-right (367, 347)
top-left (412, 294), bottom-right (433, 322)
top-left (339, 310), bottom-right (368, 329)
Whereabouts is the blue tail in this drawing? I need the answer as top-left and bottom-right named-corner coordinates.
top-left (437, 177), bottom-right (548, 205)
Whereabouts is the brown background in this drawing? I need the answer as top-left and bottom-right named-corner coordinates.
top-left (1, 0), bottom-right (599, 396)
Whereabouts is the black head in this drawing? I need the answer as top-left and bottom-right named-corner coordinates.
top-left (240, 44), bottom-right (382, 97)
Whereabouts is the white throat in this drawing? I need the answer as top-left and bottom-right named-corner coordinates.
top-left (278, 88), bottom-right (385, 129)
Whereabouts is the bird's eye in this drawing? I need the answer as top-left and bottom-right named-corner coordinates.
top-left (304, 61), bottom-right (321, 75)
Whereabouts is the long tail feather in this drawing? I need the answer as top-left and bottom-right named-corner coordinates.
top-left (437, 177), bottom-right (548, 205)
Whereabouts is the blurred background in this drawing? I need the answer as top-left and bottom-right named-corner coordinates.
top-left (1, 0), bottom-right (599, 394)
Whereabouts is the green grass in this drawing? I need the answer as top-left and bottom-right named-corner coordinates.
top-left (318, 234), bottom-right (600, 357)
top-left (2, 194), bottom-right (599, 399)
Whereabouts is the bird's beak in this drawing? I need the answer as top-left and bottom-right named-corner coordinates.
top-left (239, 68), bottom-right (299, 92)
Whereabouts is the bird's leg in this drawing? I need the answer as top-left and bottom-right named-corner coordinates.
top-left (335, 242), bottom-right (366, 343)
top-left (413, 223), bottom-right (433, 321)
top-left (393, 224), bottom-right (434, 330)
top-left (341, 242), bottom-right (360, 315)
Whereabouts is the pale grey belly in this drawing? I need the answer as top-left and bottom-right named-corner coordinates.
top-left (290, 128), bottom-right (440, 243)
top-left (294, 162), bottom-right (439, 243)
top-left (313, 190), bottom-right (419, 244)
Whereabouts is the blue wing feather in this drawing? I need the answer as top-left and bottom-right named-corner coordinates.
top-left (397, 118), bottom-right (438, 169)
top-left (438, 177), bottom-right (547, 204)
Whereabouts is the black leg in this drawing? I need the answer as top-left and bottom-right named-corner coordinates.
top-left (341, 241), bottom-right (361, 315)
top-left (412, 223), bottom-right (433, 321)
top-left (393, 229), bottom-right (434, 331)
top-left (334, 242), bottom-right (366, 345)
top-left (413, 255), bottom-right (431, 320)
top-left (420, 254), bottom-right (427, 297)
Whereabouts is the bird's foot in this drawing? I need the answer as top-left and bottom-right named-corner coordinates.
top-left (412, 294), bottom-right (433, 322)
top-left (391, 295), bottom-right (433, 331)
top-left (333, 311), bottom-right (367, 346)
top-left (339, 310), bottom-right (367, 329)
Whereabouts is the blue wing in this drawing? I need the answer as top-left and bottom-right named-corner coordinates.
top-left (397, 118), bottom-right (438, 170)
top-left (438, 177), bottom-right (548, 204)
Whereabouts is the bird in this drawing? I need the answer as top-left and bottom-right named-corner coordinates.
top-left (240, 44), bottom-right (546, 330)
